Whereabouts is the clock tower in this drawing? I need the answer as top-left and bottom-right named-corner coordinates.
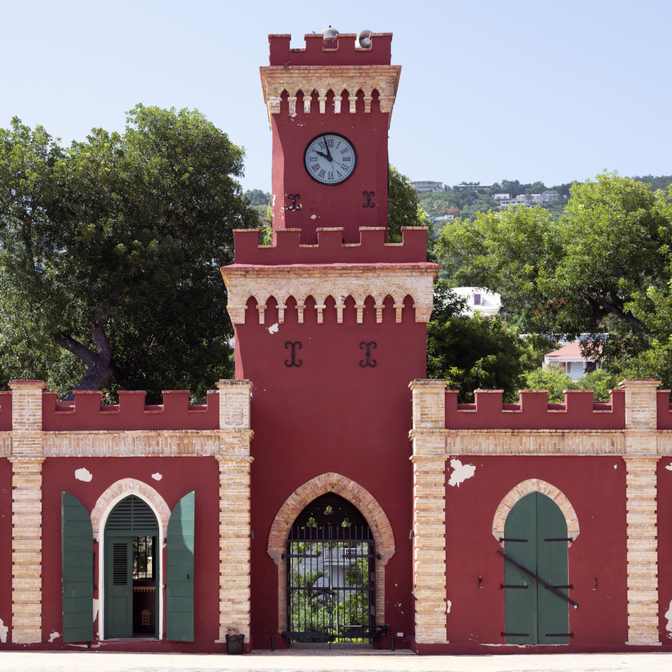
top-left (260, 29), bottom-right (401, 243)
top-left (222, 29), bottom-right (438, 650)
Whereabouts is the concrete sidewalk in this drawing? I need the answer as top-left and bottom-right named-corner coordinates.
top-left (0, 650), bottom-right (670, 672)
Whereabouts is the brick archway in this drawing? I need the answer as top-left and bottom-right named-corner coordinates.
top-left (91, 477), bottom-right (171, 541)
top-left (267, 472), bottom-right (395, 633)
top-left (492, 478), bottom-right (580, 547)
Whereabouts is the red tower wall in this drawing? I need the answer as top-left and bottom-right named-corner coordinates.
top-left (236, 294), bottom-right (426, 648)
top-left (262, 33), bottom-right (399, 244)
top-left (270, 90), bottom-right (390, 243)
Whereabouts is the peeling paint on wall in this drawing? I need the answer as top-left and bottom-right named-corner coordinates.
top-left (268, 323), bottom-right (279, 334)
top-left (48, 631), bottom-right (60, 642)
top-left (666, 464), bottom-right (672, 472)
top-left (151, 473), bottom-right (162, 481)
top-left (665, 600), bottom-right (672, 637)
top-left (93, 598), bottom-right (99, 622)
top-left (446, 600), bottom-right (452, 613)
top-left (0, 618), bottom-right (7, 643)
top-left (75, 468), bottom-right (92, 482)
top-left (448, 459), bottom-right (476, 487)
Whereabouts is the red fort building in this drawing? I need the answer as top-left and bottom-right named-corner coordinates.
top-left (1, 28), bottom-right (672, 655)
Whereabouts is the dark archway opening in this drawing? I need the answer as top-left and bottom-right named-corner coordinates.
top-left (285, 493), bottom-right (376, 643)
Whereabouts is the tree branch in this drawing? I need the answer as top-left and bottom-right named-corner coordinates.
top-left (53, 319), bottom-right (117, 399)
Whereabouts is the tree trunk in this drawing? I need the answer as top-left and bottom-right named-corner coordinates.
top-left (54, 319), bottom-right (117, 400)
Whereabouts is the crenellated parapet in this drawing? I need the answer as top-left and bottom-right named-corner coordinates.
top-left (261, 34), bottom-right (400, 127)
top-left (268, 33), bottom-right (393, 67)
top-left (223, 226), bottom-right (437, 326)
top-left (233, 227), bottom-right (430, 264)
top-left (0, 390), bottom-right (11, 431)
top-left (42, 389), bottom-right (219, 431)
top-left (446, 388), bottom-right (626, 431)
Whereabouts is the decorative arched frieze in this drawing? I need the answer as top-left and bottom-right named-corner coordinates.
top-left (222, 266), bottom-right (436, 325)
top-left (268, 472), bottom-right (395, 633)
top-left (492, 479), bottom-right (580, 547)
top-left (260, 65), bottom-right (402, 127)
top-left (91, 478), bottom-right (171, 540)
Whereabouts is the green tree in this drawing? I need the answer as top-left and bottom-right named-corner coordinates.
top-left (0, 106), bottom-right (257, 400)
top-left (523, 367), bottom-right (618, 403)
top-left (387, 165), bottom-right (430, 242)
top-left (427, 281), bottom-right (539, 402)
top-left (436, 172), bottom-right (672, 386)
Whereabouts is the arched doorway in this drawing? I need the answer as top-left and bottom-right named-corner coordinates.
top-left (285, 493), bottom-right (376, 643)
top-left (501, 491), bottom-right (575, 644)
top-left (104, 495), bottom-right (159, 639)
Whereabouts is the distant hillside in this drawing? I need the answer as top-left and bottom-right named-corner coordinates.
top-left (418, 176), bottom-right (672, 221)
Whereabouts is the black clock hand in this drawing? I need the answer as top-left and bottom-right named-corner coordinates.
top-left (324, 142), bottom-right (333, 161)
top-left (315, 150), bottom-right (330, 159)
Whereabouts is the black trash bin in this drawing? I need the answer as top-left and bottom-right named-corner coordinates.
top-left (226, 633), bottom-right (245, 654)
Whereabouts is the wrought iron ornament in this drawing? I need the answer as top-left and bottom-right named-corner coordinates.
top-left (359, 341), bottom-right (377, 367)
top-left (287, 193), bottom-right (301, 211)
top-left (284, 341), bottom-right (302, 367)
top-left (362, 191), bottom-right (375, 208)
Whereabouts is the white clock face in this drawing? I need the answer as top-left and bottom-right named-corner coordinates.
top-left (304, 133), bottom-right (357, 185)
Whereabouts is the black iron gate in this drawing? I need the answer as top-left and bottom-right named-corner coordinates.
top-left (283, 495), bottom-right (377, 643)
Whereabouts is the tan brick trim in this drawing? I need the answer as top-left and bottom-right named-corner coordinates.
top-left (10, 457), bottom-right (44, 643)
top-left (0, 434), bottom-right (10, 456)
top-left (411, 428), bottom-right (626, 456)
top-left (90, 478), bottom-right (171, 540)
top-left (492, 479), bottom-right (580, 546)
top-left (42, 431), bottom-right (220, 457)
top-left (267, 472), bottom-right (395, 633)
top-left (624, 456), bottom-right (661, 646)
top-left (216, 455), bottom-right (252, 642)
top-left (412, 455), bottom-right (448, 644)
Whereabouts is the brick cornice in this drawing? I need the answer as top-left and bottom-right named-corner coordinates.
top-left (260, 64), bottom-right (401, 127)
top-left (222, 264), bottom-right (437, 325)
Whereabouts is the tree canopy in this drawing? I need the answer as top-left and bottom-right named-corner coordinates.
top-left (0, 105), bottom-right (258, 400)
top-left (436, 172), bottom-right (672, 387)
top-left (387, 166), bottom-right (430, 242)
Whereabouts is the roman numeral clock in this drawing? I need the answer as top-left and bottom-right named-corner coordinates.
top-left (304, 133), bottom-right (357, 185)
top-left (260, 30), bottom-right (401, 244)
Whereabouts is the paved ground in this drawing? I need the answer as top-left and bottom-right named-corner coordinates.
top-left (1, 649), bottom-right (671, 672)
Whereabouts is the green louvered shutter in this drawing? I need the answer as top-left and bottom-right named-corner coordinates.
top-left (166, 491), bottom-right (195, 641)
top-left (62, 492), bottom-right (94, 643)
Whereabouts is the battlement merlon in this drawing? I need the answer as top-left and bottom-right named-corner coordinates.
top-left (231, 227), bottom-right (430, 265)
top-left (260, 62), bottom-right (401, 126)
top-left (268, 33), bottom-right (393, 66)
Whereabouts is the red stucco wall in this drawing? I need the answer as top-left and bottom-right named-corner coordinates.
top-left (270, 90), bottom-right (390, 243)
top-left (237, 295), bottom-right (425, 649)
top-left (0, 457), bottom-right (12, 643)
top-left (40, 456), bottom-right (220, 651)
top-left (657, 456), bottom-right (672, 643)
top-left (442, 455), bottom-right (628, 652)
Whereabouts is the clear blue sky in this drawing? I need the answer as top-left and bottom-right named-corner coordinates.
top-left (2, 0), bottom-right (670, 192)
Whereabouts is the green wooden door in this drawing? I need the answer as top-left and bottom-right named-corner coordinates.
top-left (503, 492), bottom-right (570, 644)
top-left (166, 491), bottom-right (195, 642)
top-left (61, 492), bottom-right (94, 643)
top-left (104, 495), bottom-right (159, 639)
top-left (105, 538), bottom-right (133, 638)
